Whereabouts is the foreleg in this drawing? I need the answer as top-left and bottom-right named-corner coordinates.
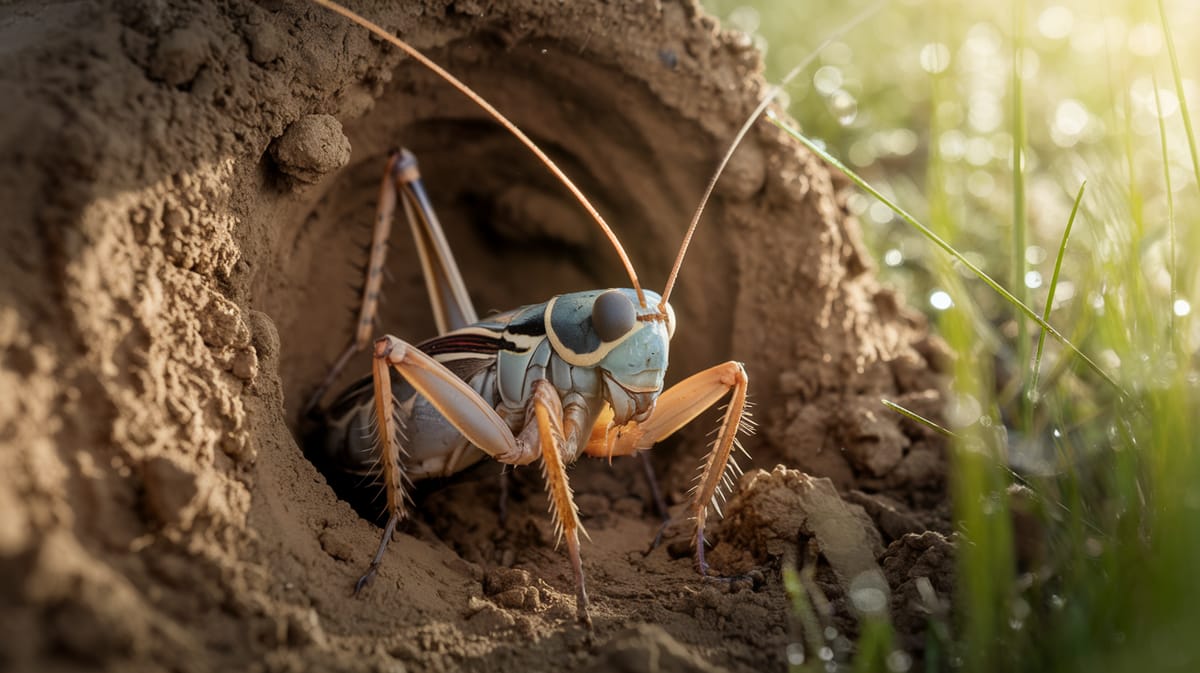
top-left (585, 362), bottom-right (752, 576)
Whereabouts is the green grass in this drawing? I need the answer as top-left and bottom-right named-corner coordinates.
top-left (705, 0), bottom-right (1200, 670)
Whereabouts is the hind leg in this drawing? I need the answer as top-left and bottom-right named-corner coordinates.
top-left (306, 149), bottom-right (479, 413)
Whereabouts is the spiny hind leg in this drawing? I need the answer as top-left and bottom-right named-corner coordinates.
top-left (354, 334), bottom-right (526, 594)
top-left (584, 361), bottom-right (752, 577)
top-left (359, 337), bottom-right (592, 622)
top-left (353, 341), bottom-right (412, 594)
top-left (307, 153), bottom-right (404, 414)
top-left (306, 150), bottom-right (478, 413)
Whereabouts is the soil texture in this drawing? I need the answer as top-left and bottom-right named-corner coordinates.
top-left (0, 1), bottom-right (950, 671)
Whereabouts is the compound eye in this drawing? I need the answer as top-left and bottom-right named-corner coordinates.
top-left (592, 290), bottom-right (636, 342)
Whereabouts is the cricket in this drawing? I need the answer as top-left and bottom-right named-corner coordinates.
top-left (9, 0), bottom-right (1192, 668)
top-left (304, 0), bottom-right (760, 626)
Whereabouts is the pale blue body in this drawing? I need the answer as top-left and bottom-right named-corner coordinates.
top-left (319, 289), bottom-right (672, 480)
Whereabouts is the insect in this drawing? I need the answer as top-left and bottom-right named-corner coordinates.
top-left (306, 0), bottom-right (758, 626)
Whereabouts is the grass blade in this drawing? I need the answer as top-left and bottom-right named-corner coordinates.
top-left (1158, 0), bottom-right (1200, 194)
top-left (1152, 77), bottom-right (1178, 348)
top-left (1012, 0), bottom-right (1030, 426)
top-left (881, 399), bottom-right (958, 439)
top-left (1030, 181), bottom-right (1087, 395)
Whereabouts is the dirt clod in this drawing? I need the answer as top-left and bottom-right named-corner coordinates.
top-left (483, 566), bottom-right (548, 611)
top-left (285, 608), bottom-right (330, 649)
top-left (842, 401), bottom-right (910, 477)
top-left (271, 114), bottom-right (353, 184)
top-left (719, 467), bottom-right (888, 608)
top-left (483, 566), bottom-right (535, 596)
top-left (466, 598), bottom-right (518, 632)
top-left (881, 531), bottom-right (956, 648)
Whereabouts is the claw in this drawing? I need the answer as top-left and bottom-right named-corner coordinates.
top-left (354, 512), bottom-right (400, 596)
top-left (578, 604), bottom-right (593, 629)
top-left (353, 565), bottom-right (378, 596)
top-left (694, 526), bottom-right (761, 589)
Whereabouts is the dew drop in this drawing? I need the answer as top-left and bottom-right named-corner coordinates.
top-left (814, 66), bottom-right (843, 95)
top-left (919, 42), bottom-right (951, 74)
top-left (1037, 6), bottom-right (1074, 40)
top-left (830, 89), bottom-right (859, 126)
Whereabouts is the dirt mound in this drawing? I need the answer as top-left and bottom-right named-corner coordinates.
top-left (0, 1), bottom-right (947, 671)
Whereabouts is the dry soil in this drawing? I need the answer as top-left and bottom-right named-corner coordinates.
top-left (0, 1), bottom-right (952, 671)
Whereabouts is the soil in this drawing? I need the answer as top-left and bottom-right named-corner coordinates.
top-left (0, 1), bottom-right (952, 671)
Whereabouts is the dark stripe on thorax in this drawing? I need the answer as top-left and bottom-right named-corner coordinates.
top-left (505, 305), bottom-right (547, 337)
top-left (419, 332), bottom-right (520, 357)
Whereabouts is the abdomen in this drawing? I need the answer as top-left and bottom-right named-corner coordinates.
top-left (311, 372), bottom-right (492, 481)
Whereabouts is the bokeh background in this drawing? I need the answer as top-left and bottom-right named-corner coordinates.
top-left (702, 1), bottom-right (1200, 670)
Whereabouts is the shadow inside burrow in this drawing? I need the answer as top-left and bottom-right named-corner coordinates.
top-left (268, 37), bottom-right (738, 553)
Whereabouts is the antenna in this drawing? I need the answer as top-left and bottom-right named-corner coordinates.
top-left (658, 0), bottom-right (886, 311)
top-left (311, 0), bottom-right (648, 307)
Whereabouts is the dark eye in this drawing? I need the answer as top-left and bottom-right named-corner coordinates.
top-left (592, 290), bottom-right (636, 342)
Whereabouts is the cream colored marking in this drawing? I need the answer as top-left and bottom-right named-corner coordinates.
top-left (543, 294), bottom-right (659, 368)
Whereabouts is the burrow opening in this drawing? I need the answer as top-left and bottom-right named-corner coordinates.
top-left (255, 38), bottom-right (739, 559)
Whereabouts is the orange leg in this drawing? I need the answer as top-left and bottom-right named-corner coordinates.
top-left (356, 336), bottom-right (592, 623)
top-left (585, 361), bottom-right (752, 576)
top-left (535, 393), bottom-right (590, 625)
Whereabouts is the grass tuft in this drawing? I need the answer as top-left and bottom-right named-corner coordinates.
top-left (709, 0), bottom-right (1200, 670)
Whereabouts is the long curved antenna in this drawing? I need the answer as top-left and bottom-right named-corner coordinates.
top-left (658, 0), bottom-right (886, 310)
top-left (311, 0), bottom-right (647, 307)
